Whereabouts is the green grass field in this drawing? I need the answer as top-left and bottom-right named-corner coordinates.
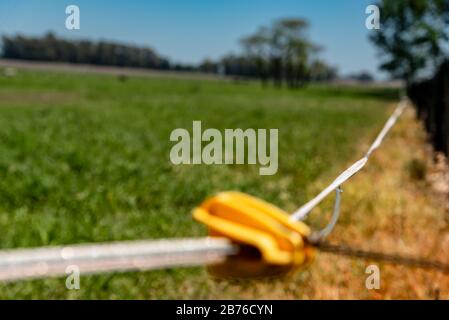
top-left (0, 69), bottom-right (398, 299)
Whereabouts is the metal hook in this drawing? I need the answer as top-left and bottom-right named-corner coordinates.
top-left (308, 186), bottom-right (342, 244)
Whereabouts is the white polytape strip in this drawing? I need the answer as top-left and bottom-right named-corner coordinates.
top-left (365, 100), bottom-right (407, 157)
top-left (291, 157), bottom-right (367, 221)
top-left (290, 99), bottom-right (407, 221)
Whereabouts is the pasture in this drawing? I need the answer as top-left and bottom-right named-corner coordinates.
top-left (0, 69), bottom-right (398, 298)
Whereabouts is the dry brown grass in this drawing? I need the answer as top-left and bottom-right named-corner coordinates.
top-left (294, 104), bottom-right (449, 299)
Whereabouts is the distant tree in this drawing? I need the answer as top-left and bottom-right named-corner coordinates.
top-left (220, 54), bottom-right (258, 78)
top-left (199, 59), bottom-right (218, 73)
top-left (347, 71), bottom-right (375, 82)
top-left (239, 17), bottom-right (322, 88)
top-left (370, 0), bottom-right (449, 83)
top-left (309, 60), bottom-right (338, 82)
top-left (273, 18), bottom-right (320, 87)
top-left (240, 27), bottom-right (270, 84)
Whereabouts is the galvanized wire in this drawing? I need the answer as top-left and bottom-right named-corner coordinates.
top-left (308, 187), bottom-right (342, 243)
top-left (315, 241), bottom-right (449, 274)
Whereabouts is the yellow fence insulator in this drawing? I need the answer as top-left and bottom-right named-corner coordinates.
top-left (193, 191), bottom-right (315, 278)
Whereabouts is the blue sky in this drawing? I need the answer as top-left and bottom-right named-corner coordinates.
top-left (0, 0), bottom-right (385, 78)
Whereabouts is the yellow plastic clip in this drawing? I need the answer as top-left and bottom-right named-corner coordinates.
top-left (193, 191), bottom-right (315, 278)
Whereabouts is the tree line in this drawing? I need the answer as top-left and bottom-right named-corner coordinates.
top-left (1, 33), bottom-right (171, 70)
top-left (200, 18), bottom-right (338, 86)
top-left (407, 61), bottom-right (449, 156)
top-left (371, 0), bottom-right (448, 157)
top-left (1, 18), bottom-right (338, 86)
top-left (370, 0), bottom-right (449, 84)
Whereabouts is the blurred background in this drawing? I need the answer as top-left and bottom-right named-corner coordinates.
top-left (0, 0), bottom-right (448, 299)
